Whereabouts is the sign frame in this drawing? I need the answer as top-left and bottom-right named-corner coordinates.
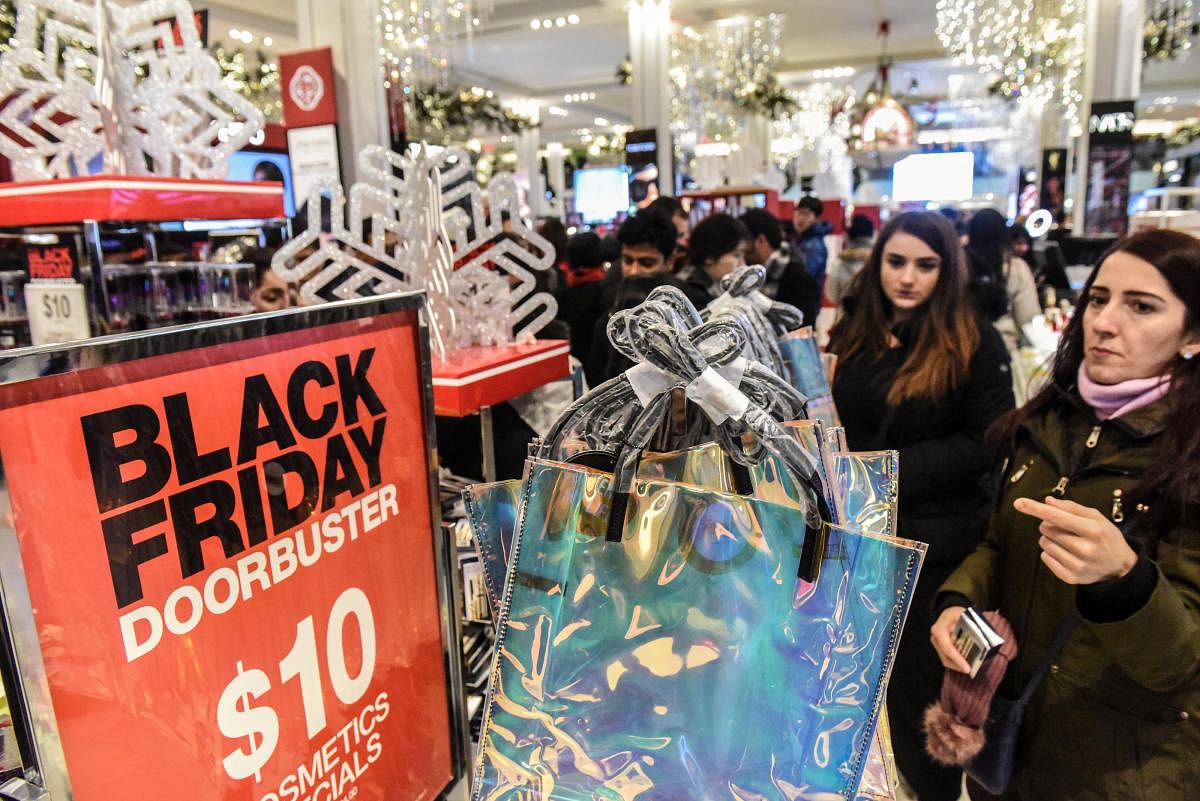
top-left (0, 291), bottom-right (469, 800)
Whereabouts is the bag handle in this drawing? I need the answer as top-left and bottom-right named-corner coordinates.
top-left (718, 265), bottom-right (806, 334)
top-left (592, 289), bottom-right (832, 579)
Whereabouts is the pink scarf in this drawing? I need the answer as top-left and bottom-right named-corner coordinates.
top-left (1077, 363), bottom-right (1171, 421)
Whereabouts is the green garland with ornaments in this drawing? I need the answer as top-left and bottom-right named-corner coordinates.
top-left (210, 41), bottom-right (282, 123)
top-left (734, 73), bottom-right (799, 119)
top-left (409, 84), bottom-right (536, 140)
top-left (0, 1), bottom-right (13, 47)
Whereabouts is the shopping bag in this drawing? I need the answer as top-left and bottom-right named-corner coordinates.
top-left (705, 265), bottom-right (804, 378)
top-left (779, 328), bottom-right (842, 429)
top-left (465, 443), bottom-right (756, 620)
top-left (857, 707), bottom-right (902, 801)
top-left (471, 288), bottom-right (925, 800)
top-left (471, 457), bottom-right (925, 800)
top-left (465, 442), bottom-right (900, 620)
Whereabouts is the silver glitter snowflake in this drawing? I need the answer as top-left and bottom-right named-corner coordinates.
top-left (0, 0), bottom-right (264, 180)
top-left (272, 143), bottom-right (558, 357)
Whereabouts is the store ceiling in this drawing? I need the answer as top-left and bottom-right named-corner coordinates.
top-left (442, 0), bottom-right (948, 137)
top-left (195, 0), bottom-right (1199, 139)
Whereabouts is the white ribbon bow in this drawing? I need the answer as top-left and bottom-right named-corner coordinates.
top-left (624, 357), bottom-right (751, 426)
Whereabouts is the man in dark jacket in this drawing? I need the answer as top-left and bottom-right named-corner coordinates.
top-left (741, 208), bottom-right (821, 326)
top-left (583, 211), bottom-right (680, 387)
top-left (792, 195), bottom-right (833, 291)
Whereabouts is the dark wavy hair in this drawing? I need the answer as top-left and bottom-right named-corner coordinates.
top-left (993, 229), bottom-right (1200, 524)
top-left (830, 211), bottom-right (979, 404)
top-left (687, 213), bottom-right (750, 268)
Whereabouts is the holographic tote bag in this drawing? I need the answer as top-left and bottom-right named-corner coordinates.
top-left (464, 425), bottom-right (896, 621)
top-left (469, 287), bottom-right (923, 800)
top-left (466, 440), bottom-right (794, 620)
top-left (779, 328), bottom-right (841, 429)
top-left (471, 458), bottom-right (925, 801)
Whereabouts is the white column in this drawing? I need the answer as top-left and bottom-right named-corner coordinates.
top-left (545, 142), bottom-right (566, 220)
top-left (628, 0), bottom-right (674, 195)
top-left (516, 126), bottom-right (544, 218)
top-left (296, 0), bottom-right (388, 184)
top-left (1070, 0), bottom-right (1145, 231)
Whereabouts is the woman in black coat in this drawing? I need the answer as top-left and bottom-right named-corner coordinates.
top-left (830, 211), bottom-right (1015, 801)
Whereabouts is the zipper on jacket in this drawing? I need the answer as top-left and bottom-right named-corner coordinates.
top-left (1010, 460), bottom-right (1033, 484)
top-left (1050, 424), bottom-right (1108, 497)
top-left (1111, 489), bottom-right (1124, 523)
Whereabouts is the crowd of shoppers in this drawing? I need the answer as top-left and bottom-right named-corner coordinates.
top-left (248, 195), bottom-right (1200, 801)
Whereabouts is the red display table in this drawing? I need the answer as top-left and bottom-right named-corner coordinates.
top-left (0, 175), bottom-right (285, 226)
top-left (432, 340), bottom-right (571, 482)
top-left (432, 340), bottom-right (570, 417)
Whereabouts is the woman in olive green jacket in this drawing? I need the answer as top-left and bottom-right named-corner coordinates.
top-left (932, 229), bottom-right (1200, 801)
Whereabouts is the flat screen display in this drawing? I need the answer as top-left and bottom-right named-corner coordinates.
top-left (226, 150), bottom-right (297, 217)
top-left (574, 166), bottom-right (630, 224)
top-left (892, 152), bottom-right (975, 203)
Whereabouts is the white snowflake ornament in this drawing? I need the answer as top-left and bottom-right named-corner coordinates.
top-left (271, 143), bottom-right (560, 357)
top-left (0, 0), bottom-right (264, 180)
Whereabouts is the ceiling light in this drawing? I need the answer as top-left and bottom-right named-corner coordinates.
top-left (530, 19), bottom-right (541, 29)
top-left (594, 116), bottom-right (608, 125)
top-left (229, 28), bottom-right (241, 39)
top-left (263, 36), bottom-right (273, 46)
top-left (548, 106), bottom-right (569, 116)
top-left (568, 14), bottom-right (580, 24)
top-left (542, 19), bottom-right (552, 28)
top-left (555, 17), bottom-right (567, 27)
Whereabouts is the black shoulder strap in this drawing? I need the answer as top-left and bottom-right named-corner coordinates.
top-left (1017, 612), bottom-right (1079, 708)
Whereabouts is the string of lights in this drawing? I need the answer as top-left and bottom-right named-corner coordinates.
top-left (935, 0), bottom-right (1086, 123)
top-left (669, 13), bottom-right (786, 142)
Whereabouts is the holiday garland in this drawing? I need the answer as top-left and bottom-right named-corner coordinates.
top-left (1143, 0), bottom-right (1198, 61)
top-left (0, 1), bottom-right (14, 48)
top-left (410, 84), bottom-right (536, 139)
top-left (734, 73), bottom-right (800, 120)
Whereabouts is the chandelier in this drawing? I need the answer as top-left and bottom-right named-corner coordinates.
top-left (378, 0), bottom-right (487, 90)
top-left (669, 14), bottom-right (785, 142)
top-left (936, 0), bottom-right (1086, 122)
top-left (1144, 0), bottom-right (1198, 61)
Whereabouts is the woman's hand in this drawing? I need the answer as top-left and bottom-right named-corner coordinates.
top-left (1014, 496), bottom-right (1138, 585)
top-left (931, 606), bottom-right (972, 673)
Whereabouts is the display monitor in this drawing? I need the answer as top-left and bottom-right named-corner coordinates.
top-left (574, 166), bottom-right (631, 224)
top-left (892, 152), bottom-right (975, 203)
top-left (226, 150), bottom-right (297, 217)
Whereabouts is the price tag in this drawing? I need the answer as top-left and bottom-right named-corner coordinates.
top-left (24, 281), bottom-right (91, 346)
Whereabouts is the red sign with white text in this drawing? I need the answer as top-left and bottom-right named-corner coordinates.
top-left (280, 49), bottom-right (338, 129)
top-left (0, 309), bottom-right (453, 800)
